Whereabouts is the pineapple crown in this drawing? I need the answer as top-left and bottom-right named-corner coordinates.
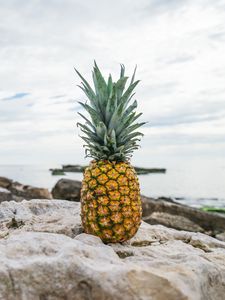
top-left (75, 61), bottom-right (146, 162)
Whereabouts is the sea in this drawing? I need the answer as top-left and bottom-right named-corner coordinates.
top-left (0, 160), bottom-right (225, 209)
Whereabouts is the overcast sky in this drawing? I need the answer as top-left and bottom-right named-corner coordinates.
top-left (0, 0), bottom-right (225, 166)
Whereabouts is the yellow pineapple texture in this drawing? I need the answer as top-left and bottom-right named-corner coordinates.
top-left (81, 160), bottom-right (142, 243)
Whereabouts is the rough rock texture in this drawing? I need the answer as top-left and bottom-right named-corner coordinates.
top-left (142, 196), bottom-right (225, 240)
top-left (0, 199), bottom-right (82, 238)
top-left (52, 179), bottom-right (81, 201)
top-left (0, 199), bottom-right (225, 300)
top-left (0, 177), bottom-right (52, 202)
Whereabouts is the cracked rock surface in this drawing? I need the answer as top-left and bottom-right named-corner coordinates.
top-left (0, 199), bottom-right (225, 300)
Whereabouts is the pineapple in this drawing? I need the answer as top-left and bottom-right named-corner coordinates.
top-left (76, 62), bottom-right (145, 243)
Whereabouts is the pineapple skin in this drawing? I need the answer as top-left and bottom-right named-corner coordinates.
top-left (81, 160), bottom-right (142, 243)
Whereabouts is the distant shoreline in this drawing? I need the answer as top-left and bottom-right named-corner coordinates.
top-left (1, 164), bottom-right (225, 208)
top-left (50, 164), bottom-right (167, 175)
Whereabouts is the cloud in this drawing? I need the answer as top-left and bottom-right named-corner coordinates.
top-left (1, 92), bottom-right (30, 101)
top-left (141, 82), bottom-right (178, 97)
top-left (0, 0), bottom-right (225, 164)
top-left (209, 31), bottom-right (225, 41)
top-left (142, 0), bottom-right (187, 14)
top-left (147, 100), bottom-right (225, 127)
top-left (50, 94), bottom-right (67, 99)
top-left (159, 54), bottom-right (195, 65)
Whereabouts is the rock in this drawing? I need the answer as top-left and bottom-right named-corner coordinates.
top-left (52, 179), bottom-right (81, 201)
top-left (0, 187), bottom-right (27, 203)
top-left (216, 232), bottom-right (225, 242)
top-left (62, 164), bottom-right (87, 172)
top-left (51, 169), bottom-right (65, 175)
top-left (0, 187), bottom-right (13, 202)
top-left (0, 199), bottom-right (225, 299)
top-left (0, 177), bottom-right (51, 202)
top-left (0, 176), bottom-right (12, 189)
top-left (0, 187), bottom-right (26, 204)
top-left (133, 166), bottom-right (166, 174)
top-left (142, 195), bottom-right (225, 237)
top-left (8, 181), bottom-right (52, 200)
top-left (0, 199), bottom-right (82, 238)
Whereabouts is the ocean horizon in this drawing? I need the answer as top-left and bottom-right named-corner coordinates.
top-left (1, 159), bottom-right (225, 209)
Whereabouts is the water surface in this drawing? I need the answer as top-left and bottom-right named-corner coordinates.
top-left (0, 160), bottom-right (225, 209)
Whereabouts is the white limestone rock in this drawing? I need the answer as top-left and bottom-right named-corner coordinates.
top-left (0, 199), bottom-right (82, 238)
top-left (0, 199), bottom-right (225, 300)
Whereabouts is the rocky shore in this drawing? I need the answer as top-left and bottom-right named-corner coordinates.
top-left (0, 199), bottom-right (225, 299)
top-left (0, 176), bottom-right (225, 242)
top-left (1, 176), bottom-right (225, 299)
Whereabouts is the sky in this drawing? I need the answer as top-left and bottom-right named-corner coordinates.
top-left (0, 0), bottom-right (225, 167)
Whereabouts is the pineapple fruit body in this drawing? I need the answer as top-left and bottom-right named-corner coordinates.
top-left (81, 160), bottom-right (142, 243)
top-left (76, 62), bottom-right (145, 243)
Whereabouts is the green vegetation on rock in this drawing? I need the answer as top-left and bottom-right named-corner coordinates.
top-left (201, 206), bottom-right (225, 214)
